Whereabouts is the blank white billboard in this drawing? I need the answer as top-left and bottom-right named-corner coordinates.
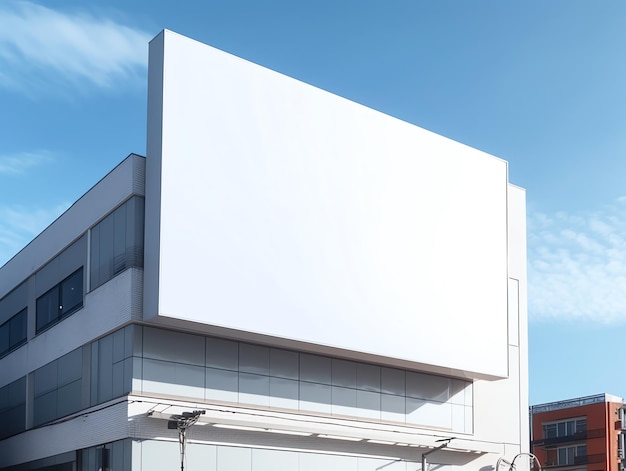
top-left (145, 30), bottom-right (509, 378)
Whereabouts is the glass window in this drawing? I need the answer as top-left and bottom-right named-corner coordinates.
top-left (543, 417), bottom-right (586, 439)
top-left (557, 445), bottom-right (587, 465)
top-left (0, 308), bottom-right (26, 356)
top-left (36, 268), bottom-right (83, 333)
top-left (60, 270), bottom-right (83, 316)
top-left (8, 308), bottom-right (27, 351)
top-left (90, 197), bottom-right (144, 290)
top-left (36, 288), bottom-right (59, 332)
top-left (0, 324), bottom-right (8, 355)
top-left (544, 423), bottom-right (557, 438)
top-left (0, 376), bottom-right (26, 439)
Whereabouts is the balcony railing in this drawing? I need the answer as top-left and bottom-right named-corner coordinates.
top-left (532, 428), bottom-right (605, 447)
top-left (543, 453), bottom-right (606, 468)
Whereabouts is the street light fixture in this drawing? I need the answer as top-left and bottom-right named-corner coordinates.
top-left (167, 410), bottom-right (205, 471)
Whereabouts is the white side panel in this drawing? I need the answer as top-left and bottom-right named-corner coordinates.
top-left (508, 185), bottom-right (529, 453)
top-left (145, 30), bottom-right (510, 378)
top-left (473, 345), bottom-right (521, 444)
top-left (471, 184), bottom-right (527, 452)
top-left (508, 278), bottom-right (520, 347)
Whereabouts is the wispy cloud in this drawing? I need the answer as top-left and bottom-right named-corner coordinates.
top-left (529, 199), bottom-right (626, 324)
top-left (0, 1), bottom-right (151, 94)
top-left (0, 150), bottom-right (53, 175)
top-left (0, 203), bottom-right (70, 267)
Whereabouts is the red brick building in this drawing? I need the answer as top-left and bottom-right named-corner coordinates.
top-left (530, 394), bottom-right (624, 471)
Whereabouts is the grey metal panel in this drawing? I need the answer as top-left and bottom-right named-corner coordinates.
top-left (113, 328), bottom-right (126, 363)
top-left (59, 235), bottom-right (87, 278)
top-left (34, 360), bottom-right (58, 397)
top-left (299, 381), bottom-right (331, 413)
top-left (33, 389), bottom-right (57, 425)
top-left (381, 393), bottom-right (406, 423)
top-left (239, 343), bottom-right (269, 375)
top-left (356, 389), bottom-right (381, 419)
top-left (269, 377), bottom-right (298, 409)
top-left (142, 358), bottom-right (204, 398)
top-left (124, 324), bottom-right (135, 358)
top-left (132, 154), bottom-right (146, 196)
top-left (111, 440), bottom-right (125, 471)
top-left (205, 367), bottom-right (238, 402)
top-left (0, 281), bottom-right (27, 325)
top-left (381, 367), bottom-right (405, 395)
top-left (122, 357), bottom-right (133, 396)
top-left (450, 379), bottom-right (467, 405)
top-left (98, 334), bottom-right (114, 402)
top-left (300, 353), bottom-right (331, 385)
top-left (238, 372), bottom-right (270, 406)
top-left (57, 379), bottom-right (82, 417)
top-left (131, 356), bottom-right (142, 392)
top-left (57, 348), bottom-right (83, 386)
top-left (332, 359), bottom-right (357, 388)
top-left (112, 360), bottom-right (125, 398)
top-left (269, 348), bottom-right (298, 380)
top-left (331, 385), bottom-right (357, 416)
top-left (0, 382), bottom-right (7, 408)
top-left (405, 398), bottom-right (452, 429)
top-left (206, 337), bottom-right (238, 371)
top-left (0, 403), bottom-right (25, 438)
top-left (143, 327), bottom-right (205, 366)
top-left (81, 345), bottom-right (91, 408)
top-left (34, 257), bottom-right (60, 297)
top-left (82, 447), bottom-right (96, 471)
top-left (406, 371), bottom-right (450, 402)
top-left (90, 222), bottom-right (101, 289)
top-left (8, 376), bottom-right (26, 407)
top-left (356, 363), bottom-right (380, 392)
top-left (132, 324), bottom-right (143, 356)
top-left (90, 341), bottom-right (98, 406)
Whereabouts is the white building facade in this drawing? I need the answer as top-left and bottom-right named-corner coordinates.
top-left (0, 30), bottom-right (528, 471)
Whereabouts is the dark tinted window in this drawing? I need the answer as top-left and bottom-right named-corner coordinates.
top-left (0, 308), bottom-right (27, 357)
top-left (37, 288), bottom-right (59, 331)
top-left (36, 268), bottom-right (83, 333)
top-left (90, 197), bottom-right (144, 289)
top-left (60, 270), bottom-right (83, 316)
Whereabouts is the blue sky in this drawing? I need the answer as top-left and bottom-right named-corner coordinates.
top-left (1, 0), bottom-right (625, 405)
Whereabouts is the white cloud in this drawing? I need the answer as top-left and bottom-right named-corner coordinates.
top-left (0, 1), bottom-right (151, 93)
top-left (0, 150), bottom-right (53, 175)
top-left (0, 203), bottom-right (70, 267)
top-left (528, 199), bottom-right (626, 324)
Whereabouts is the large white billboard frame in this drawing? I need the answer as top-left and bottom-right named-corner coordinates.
top-left (145, 30), bottom-right (509, 378)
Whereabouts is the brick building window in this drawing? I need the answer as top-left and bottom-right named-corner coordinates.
top-left (543, 418), bottom-right (587, 438)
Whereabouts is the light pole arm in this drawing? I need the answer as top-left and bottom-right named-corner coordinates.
top-left (421, 438), bottom-right (455, 471)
